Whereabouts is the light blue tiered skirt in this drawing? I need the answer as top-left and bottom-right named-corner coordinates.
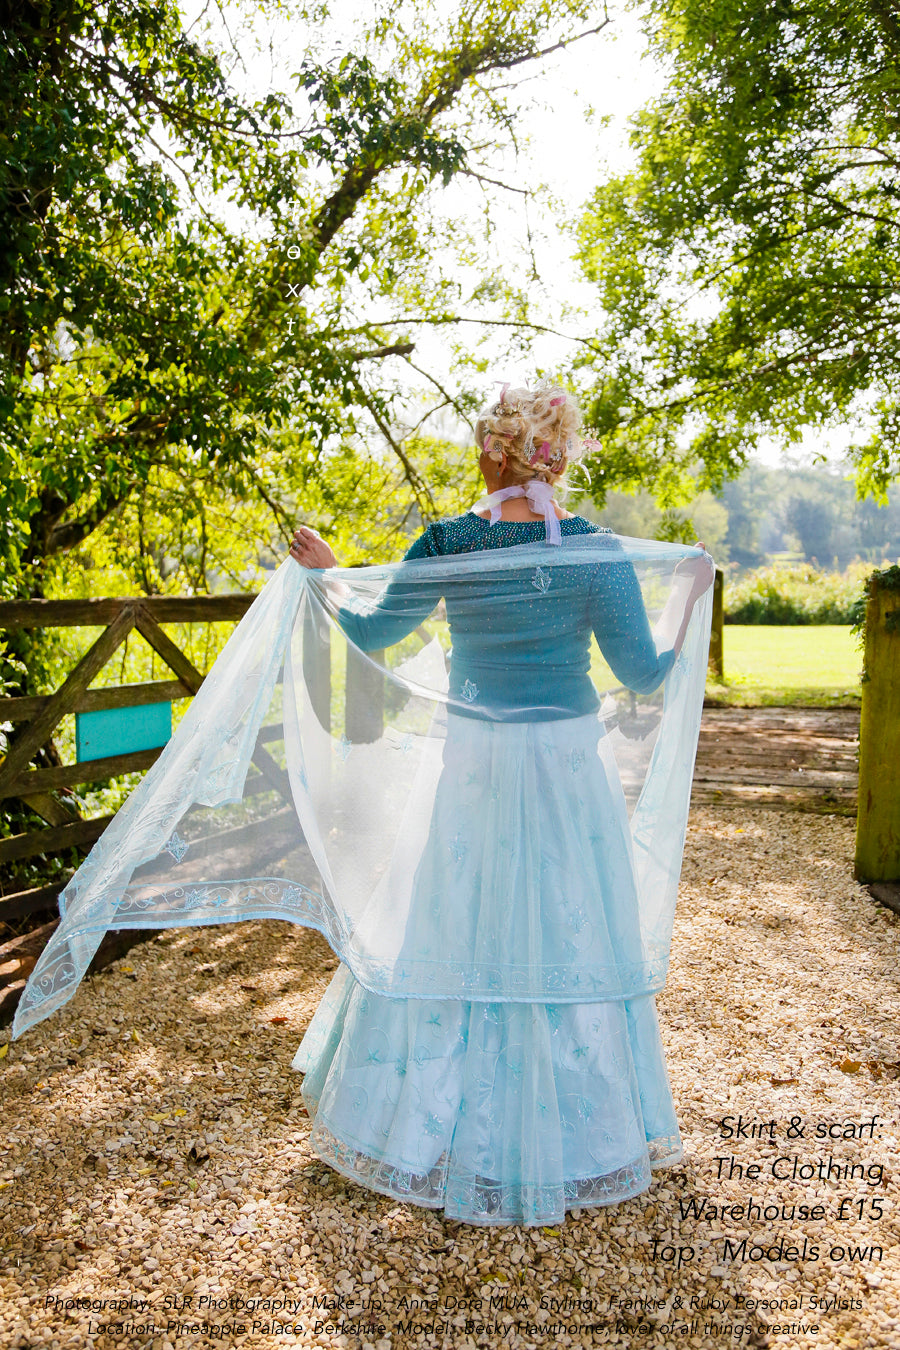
top-left (292, 712), bottom-right (683, 1226)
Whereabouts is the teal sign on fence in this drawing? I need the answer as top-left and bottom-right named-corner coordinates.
top-left (75, 702), bottom-right (173, 763)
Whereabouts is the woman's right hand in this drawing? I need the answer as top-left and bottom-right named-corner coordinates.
top-left (290, 526), bottom-right (337, 569)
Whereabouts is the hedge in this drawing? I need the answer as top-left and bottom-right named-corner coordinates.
top-left (725, 564), bottom-right (870, 625)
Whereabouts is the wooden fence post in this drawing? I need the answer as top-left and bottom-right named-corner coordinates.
top-left (855, 569), bottom-right (900, 883)
top-left (708, 567), bottom-right (724, 679)
top-left (302, 603), bottom-right (331, 734)
top-left (346, 647), bottom-right (385, 743)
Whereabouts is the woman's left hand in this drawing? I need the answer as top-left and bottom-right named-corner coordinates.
top-left (675, 541), bottom-right (714, 596)
top-left (290, 526), bottom-right (337, 569)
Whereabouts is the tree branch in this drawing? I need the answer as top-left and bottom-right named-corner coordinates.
top-left (311, 16), bottom-right (612, 258)
top-left (348, 341), bottom-right (415, 362)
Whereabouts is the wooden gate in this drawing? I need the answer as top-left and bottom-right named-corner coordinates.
top-left (0, 596), bottom-right (266, 1017)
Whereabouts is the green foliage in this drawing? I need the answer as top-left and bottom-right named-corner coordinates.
top-left (726, 563), bottom-right (871, 626)
top-left (574, 0), bottom-right (900, 502)
top-left (717, 459), bottom-right (900, 570)
top-left (870, 562), bottom-right (900, 594)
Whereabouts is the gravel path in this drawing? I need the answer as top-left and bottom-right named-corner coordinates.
top-left (1, 805), bottom-right (898, 1350)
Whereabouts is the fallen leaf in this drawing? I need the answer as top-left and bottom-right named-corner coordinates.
top-left (173, 1109), bottom-right (187, 1117)
top-left (770, 1077), bottom-right (798, 1086)
top-left (837, 1059), bottom-right (862, 1074)
top-left (131, 1029), bottom-right (141, 1043)
top-left (269, 1017), bottom-right (288, 1026)
top-left (239, 984), bottom-right (257, 992)
top-left (148, 1112), bottom-right (168, 1123)
top-left (0, 1044), bottom-right (8, 1060)
top-left (186, 1177), bottom-right (198, 1191)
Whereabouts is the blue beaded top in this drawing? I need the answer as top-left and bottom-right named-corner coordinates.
top-left (336, 512), bottom-right (674, 721)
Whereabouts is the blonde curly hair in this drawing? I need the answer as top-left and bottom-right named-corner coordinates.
top-left (474, 382), bottom-right (583, 488)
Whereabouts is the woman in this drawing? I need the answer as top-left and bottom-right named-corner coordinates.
top-left (14, 381), bottom-right (710, 1227)
top-left (287, 383), bottom-right (713, 1225)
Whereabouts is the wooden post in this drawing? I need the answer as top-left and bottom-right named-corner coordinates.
top-left (302, 603), bottom-right (331, 734)
top-left (855, 570), bottom-right (900, 883)
top-left (708, 567), bottom-right (724, 679)
top-left (346, 647), bottom-right (385, 743)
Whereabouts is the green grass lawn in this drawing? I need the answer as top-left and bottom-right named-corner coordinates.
top-left (707, 625), bottom-right (862, 706)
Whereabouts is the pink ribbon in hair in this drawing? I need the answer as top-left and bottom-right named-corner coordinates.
top-left (550, 396), bottom-right (565, 406)
top-left (529, 440), bottom-right (552, 467)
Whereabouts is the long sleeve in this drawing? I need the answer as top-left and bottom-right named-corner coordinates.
top-left (588, 558), bottom-right (675, 696)
top-left (334, 525), bottom-right (444, 652)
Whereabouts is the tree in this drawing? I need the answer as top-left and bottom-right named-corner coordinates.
top-left (574, 0), bottom-right (900, 505)
top-left (0, 0), bottom-right (610, 609)
top-left (783, 494), bottom-right (835, 566)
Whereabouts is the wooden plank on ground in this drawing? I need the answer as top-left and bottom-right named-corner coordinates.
top-left (867, 883), bottom-right (900, 916)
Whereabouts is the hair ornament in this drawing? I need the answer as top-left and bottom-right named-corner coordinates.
top-left (475, 380), bottom-right (583, 489)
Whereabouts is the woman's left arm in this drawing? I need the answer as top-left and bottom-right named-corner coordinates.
top-left (289, 524), bottom-right (443, 652)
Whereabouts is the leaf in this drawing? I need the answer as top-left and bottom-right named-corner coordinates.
top-left (0, 1043), bottom-right (8, 1060)
top-left (837, 1059), bottom-right (861, 1074)
top-left (148, 1112), bottom-right (168, 1122)
top-left (269, 1016), bottom-right (288, 1025)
